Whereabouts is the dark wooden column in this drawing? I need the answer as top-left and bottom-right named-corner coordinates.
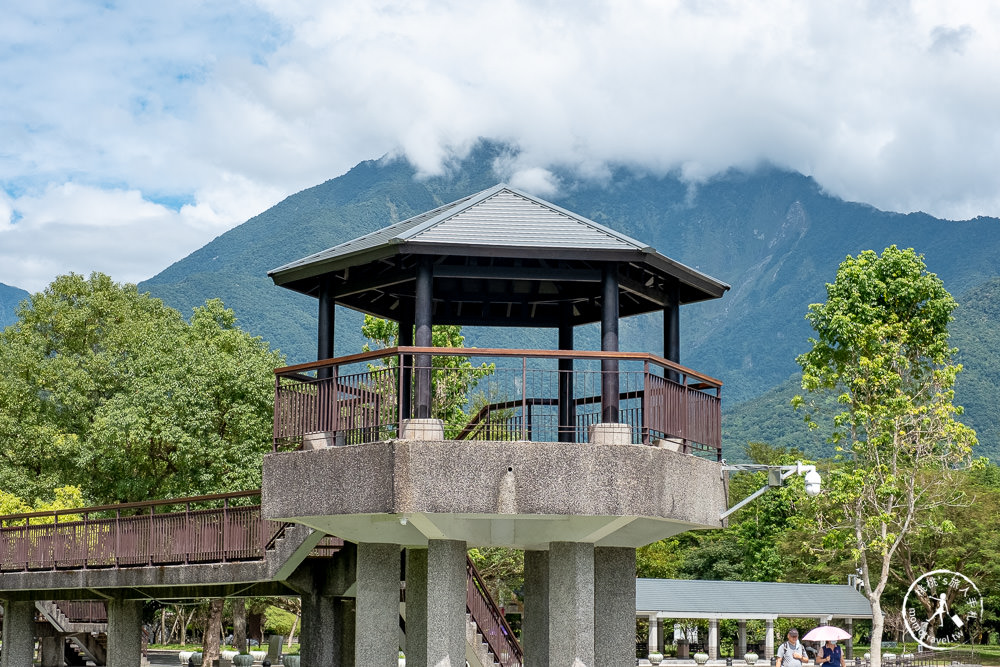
top-left (317, 275), bottom-right (335, 379)
top-left (558, 312), bottom-right (575, 442)
top-left (414, 259), bottom-right (434, 419)
top-left (399, 311), bottom-right (414, 421)
top-left (664, 280), bottom-right (680, 382)
top-left (601, 264), bottom-right (620, 423)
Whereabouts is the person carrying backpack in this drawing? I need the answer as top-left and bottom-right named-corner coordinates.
top-left (776, 629), bottom-right (810, 667)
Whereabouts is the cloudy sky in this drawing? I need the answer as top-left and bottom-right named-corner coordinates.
top-left (2, 1), bottom-right (998, 292)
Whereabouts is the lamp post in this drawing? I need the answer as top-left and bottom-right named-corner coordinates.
top-left (719, 461), bottom-right (821, 520)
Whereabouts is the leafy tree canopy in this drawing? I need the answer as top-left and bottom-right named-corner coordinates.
top-left (0, 272), bottom-right (284, 505)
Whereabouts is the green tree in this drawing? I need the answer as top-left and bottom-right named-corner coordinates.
top-left (0, 273), bottom-right (283, 504)
top-left (795, 247), bottom-right (976, 665)
top-left (361, 315), bottom-right (494, 433)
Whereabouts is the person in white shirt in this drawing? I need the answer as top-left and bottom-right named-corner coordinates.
top-left (776, 629), bottom-right (809, 667)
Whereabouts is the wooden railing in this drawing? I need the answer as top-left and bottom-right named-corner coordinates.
top-left (0, 491), bottom-right (341, 571)
top-left (56, 600), bottom-right (108, 623)
top-left (273, 346), bottom-right (722, 459)
top-left (467, 556), bottom-right (523, 667)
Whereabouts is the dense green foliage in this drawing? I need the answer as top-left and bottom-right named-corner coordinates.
top-left (0, 273), bottom-right (284, 505)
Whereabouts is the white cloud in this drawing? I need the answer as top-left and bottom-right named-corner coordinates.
top-left (2, 0), bottom-right (1000, 290)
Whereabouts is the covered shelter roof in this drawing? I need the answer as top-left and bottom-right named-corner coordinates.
top-left (269, 184), bottom-right (729, 327)
top-left (636, 579), bottom-right (873, 620)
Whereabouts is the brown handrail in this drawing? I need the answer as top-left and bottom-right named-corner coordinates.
top-left (467, 555), bottom-right (523, 666)
top-left (0, 490), bottom-right (261, 522)
top-left (276, 346), bottom-right (723, 388)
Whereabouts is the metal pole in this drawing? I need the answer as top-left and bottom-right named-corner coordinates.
top-left (664, 281), bottom-right (680, 383)
top-left (414, 258), bottom-right (433, 419)
top-left (317, 275), bottom-right (335, 380)
top-left (558, 317), bottom-right (574, 442)
top-left (399, 313), bottom-right (414, 421)
top-left (601, 263), bottom-right (620, 423)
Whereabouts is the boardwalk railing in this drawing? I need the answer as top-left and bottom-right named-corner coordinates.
top-left (273, 346), bottom-right (722, 459)
top-left (0, 491), bottom-right (339, 572)
top-left (467, 556), bottom-right (523, 667)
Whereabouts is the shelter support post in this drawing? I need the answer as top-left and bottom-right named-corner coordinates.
top-left (647, 614), bottom-right (659, 657)
top-left (708, 618), bottom-right (719, 660)
top-left (664, 281), bottom-right (680, 383)
top-left (399, 313), bottom-right (414, 422)
top-left (317, 276), bottom-right (335, 379)
top-left (600, 263), bottom-right (620, 424)
top-left (405, 540), bottom-right (467, 667)
top-left (414, 259), bottom-right (433, 420)
top-left (845, 619), bottom-right (853, 659)
top-left (523, 550), bottom-right (550, 667)
top-left (765, 619), bottom-right (775, 659)
top-left (558, 318), bottom-right (575, 442)
top-left (40, 637), bottom-right (64, 667)
top-left (738, 620), bottom-right (747, 659)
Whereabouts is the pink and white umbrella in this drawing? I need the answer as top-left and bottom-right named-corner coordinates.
top-left (803, 626), bottom-right (852, 642)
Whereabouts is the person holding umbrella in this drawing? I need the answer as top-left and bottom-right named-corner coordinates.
top-left (803, 626), bottom-right (851, 667)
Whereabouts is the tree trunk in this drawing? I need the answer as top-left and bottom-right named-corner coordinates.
top-left (870, 597), bottom-right (884, 667)
top-left (248, 611), bottom-right (263, 644)
top-left (180, 607), bottom-right (189, 646)
top-left (233, 599), bottom-right (247, 653)
top-left (160, 606), bottom-right (168, 645)
top-left (202, 599), bottom-right (225, 663)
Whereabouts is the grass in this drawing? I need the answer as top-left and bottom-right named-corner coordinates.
top-left (148, 643), bottom-right (300, 653)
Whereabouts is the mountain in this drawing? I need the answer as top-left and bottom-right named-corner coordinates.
top-left (139, 141), bottom-right (1000, 454)
top-left (0, 283), bottom-right (29, 329)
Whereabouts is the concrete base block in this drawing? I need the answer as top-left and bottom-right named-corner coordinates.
top-left (654, 437), bottom-right (685, 453)
top-left (303, 431), bottom-right (343, 449)
top-left (589, 422), bottom-right (632, 445)
top-left (400, 419), bottom-right (445, 441)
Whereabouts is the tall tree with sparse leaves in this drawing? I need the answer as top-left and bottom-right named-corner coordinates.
top-left (795, 246), bottom-right (976, 666)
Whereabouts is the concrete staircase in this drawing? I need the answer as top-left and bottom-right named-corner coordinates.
top-left (35, 601), bottom-right (108, 665)
top-left (466, 611), bottom-right (501, 667)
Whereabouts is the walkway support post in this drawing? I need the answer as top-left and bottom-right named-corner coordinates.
top-left (523, 550), bottom-right (550, 667)
top-left (549, 542), bottom-right (595, 666)
top-left (708, 618), bottom-right (719, 660)
top-left (107, 599), bottom-right (143, 667)
top-left (845, 618), bottom-right (853, 659)
top-left (765, 619), bottom-right (775, 659)
top-left (647, 614), bottom-right (659, 657)
top-left (355, 543), bottom-right (400, 665)
top-left (738, 619), bottom-right (747, 659)
top-left (317, 276), bottom-right (335, 380)
top-left (594, 547), bottom-right (635, 667)
top-left (1, 600), bottom-right (36, 667)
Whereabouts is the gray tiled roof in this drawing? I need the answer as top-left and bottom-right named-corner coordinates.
top-left (636, 579), bottom-right (873, 619)
top-left (269, 184), bottom-right (652, 276)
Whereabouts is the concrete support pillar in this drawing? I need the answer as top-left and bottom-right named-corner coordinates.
top-left (595, 547), bottom-right (635, 667)
top-left (738, 620), bottom-right (747, 659)
top-left (523, 550), bottom-right (550, 667)
top-left (356, 543), bottom-right (401, 665)
top-left (647, 615), bottom-right (659, 656)
top-left (664, 281), bottom-right (680, 382)
top-left (404, 541), bottom-right (466, 667)
top-left (845, 618), bottom-right (854, 659)
top-left (765, 619), bottom-right (775, 659)
top-left (404, 548), bottom-right (428, 667)
top-left (107, 599), bottom-right (143, 667)
top-left (708, 618), bottom-right (719, 660)
top-left (41, 637), bottom-right (65, 667)
top-left (548, 542), bottom-right (595, 667)
top-left (300, 593), bottom-right (355, 667)
top-left (658, 620), bottom-right (665, 653)
top-left (1, 600), bottom-right (35, 667)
